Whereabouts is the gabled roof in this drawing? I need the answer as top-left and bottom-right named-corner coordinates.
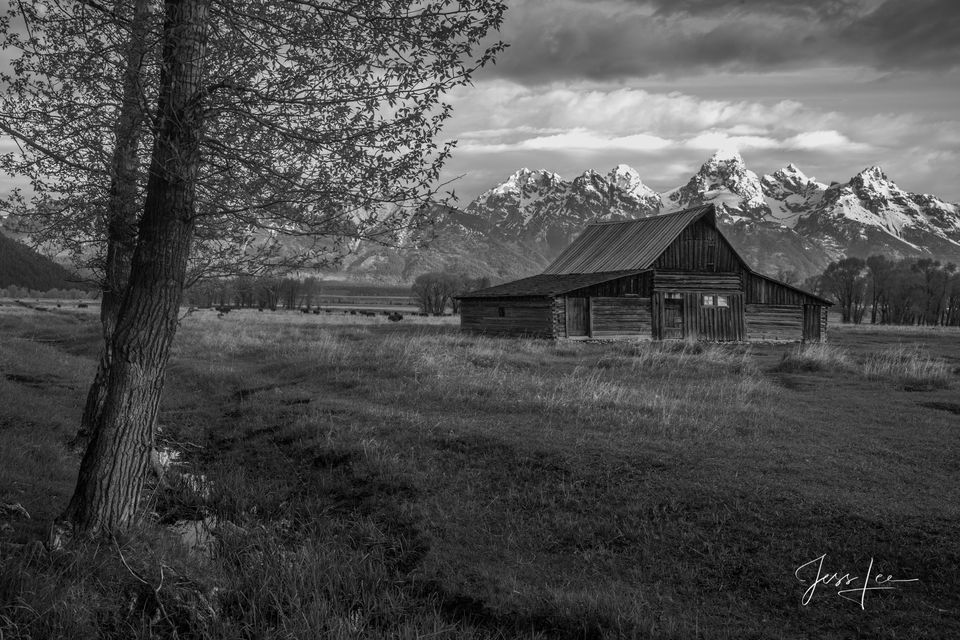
top-left (459, 270), bottom-right (647, 299)
top-left (543, 205), bottom-right (717, 274)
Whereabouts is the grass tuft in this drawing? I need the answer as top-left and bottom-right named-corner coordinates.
top-left (862, 344), bottom-right (953, 390)
top-left (772, 343), bottom-right (853, 373)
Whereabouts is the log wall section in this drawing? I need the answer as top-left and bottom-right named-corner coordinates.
top-left (590, 297), bottom-right (652, 338)
top-left (460, 297), bottom-right (556, 338)
top-left (744, 304), bottom-right (803, 341)
top-left (654, 271), bottom-right (742, 292)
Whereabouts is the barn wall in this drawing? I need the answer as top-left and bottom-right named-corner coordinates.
top-left (567, 271), bottom-right (653, 297)
top-left (745, 272), bottom-right (819, 305)
top-left (460, 297), bottom-right (556, 338)
top-left (744, 304), bottom-right (803, 341)
top-left (654, 271), bottom-right (742, 291)
top-left (590, 297), bottom-right (652, 338)
top-left (652, 219), bottom-right (745, 272)
top-left (681, 292), bottom-right (745, 341)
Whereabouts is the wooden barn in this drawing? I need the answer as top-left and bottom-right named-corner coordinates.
top-left (459, 204), bottom-right (832, 342)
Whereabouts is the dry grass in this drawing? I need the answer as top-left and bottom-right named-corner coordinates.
top-left (771, 342), bottom-right (854, 373)
top-left (863, 344), bottom-right (953, 390)
top-left (1, 308), bottom-right (958, 639)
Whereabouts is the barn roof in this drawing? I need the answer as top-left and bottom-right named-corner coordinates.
top-left (542, 205), bottom-right (717, 274)
top-left (459, 270), bottom-right (647, 298)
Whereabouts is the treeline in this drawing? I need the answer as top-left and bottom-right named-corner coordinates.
top-left (411, 272), bottom-right (490, 315)
top-left (183, 276), bottom-right (334, 310)
top-left (805, 256), bottom-right (960, 325)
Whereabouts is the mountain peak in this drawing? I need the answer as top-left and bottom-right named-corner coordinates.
top-left (490, 168), bottom-right (563, 196)
top-left (854, 165), bottom-right (889, 183)
top-left (606, 164), bottom-right (655, 197)
top-left (707, 148), bottom-right (745, 165)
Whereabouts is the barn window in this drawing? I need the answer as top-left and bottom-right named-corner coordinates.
top-left (497, 307), bottom-right (505, 317)
top-left (665, 292), bottom-right (682, 300)
top-left (702, 294), bottom-right (729, 307)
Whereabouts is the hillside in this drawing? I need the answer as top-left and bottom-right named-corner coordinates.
top-left (0, 231), bottom-right (87, 291)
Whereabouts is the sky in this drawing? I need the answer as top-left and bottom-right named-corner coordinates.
top-left (1, 0), bottom-right (958, 206)
top-left (436, 0), bottom-right (960, 203)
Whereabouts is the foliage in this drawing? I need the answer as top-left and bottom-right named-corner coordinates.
top-left (0, 0), bottom-right (509, 281)
top-left (814, 254), bottom-right (960, 325)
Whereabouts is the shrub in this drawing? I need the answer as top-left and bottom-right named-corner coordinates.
top-left (772, 343), bottom-right (853, 373)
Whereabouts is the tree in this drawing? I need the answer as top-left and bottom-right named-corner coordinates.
top-left (820, 257), bottom-right (867, 323)
top-left (2, 0), bottom-right (508, 538)
top-left (412, 271), bottom-right (459, 315)
top-left (865, 254), bottom-right (894, 324)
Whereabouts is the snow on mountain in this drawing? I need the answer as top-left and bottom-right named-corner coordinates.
top-left (344, 152), bottom-right (960, 283)
top-left (796, 166), bottom-right (960, 260)
top-left (760, 164), bottom-right (826, 228)
top-left (662, 150), bottom-right (767, 221)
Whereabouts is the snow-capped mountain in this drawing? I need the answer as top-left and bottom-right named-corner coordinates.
top-left (465, 165), bottom-right (661, 254)
top-left (343, 152), bottom-right (960, 283)
top-left (761, 164), bottom-right (827, 228)
top-left (663, 150), bottom-right (767, 221)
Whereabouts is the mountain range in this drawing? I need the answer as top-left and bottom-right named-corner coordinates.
top-left (344, 150), bottom-right (960, 283)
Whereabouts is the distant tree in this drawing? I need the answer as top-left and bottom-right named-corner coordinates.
top-left (412, 272), bottom-right (460, 314)
top-left (821, 257), bottom-right (867, 323)
top-left (865, 255), bottom-right (895, 324)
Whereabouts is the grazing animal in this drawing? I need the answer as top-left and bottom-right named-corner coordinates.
top-left (78, 303), bottom-right (89, 308)
top-left (387, 312), bottom-right (403, 322)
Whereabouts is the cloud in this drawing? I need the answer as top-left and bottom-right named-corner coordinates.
top-left (437, 78), bottom-right (960, 202)
top-left (489, 0), bottom-right (960, 83)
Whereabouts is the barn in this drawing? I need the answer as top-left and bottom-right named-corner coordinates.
top-left (459, 204), bottom-right (832, 342)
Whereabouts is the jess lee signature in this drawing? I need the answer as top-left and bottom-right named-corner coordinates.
top-left (795, 554), bottom-right (919, 609)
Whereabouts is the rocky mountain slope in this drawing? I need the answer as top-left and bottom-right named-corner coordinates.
top-left (343, 150), bottom-right (960, 283)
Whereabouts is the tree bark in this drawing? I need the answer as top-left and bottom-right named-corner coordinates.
top-left (73, 0), bottom-right (151, 450)
top-left (60, 0), bottom-right (210, 537)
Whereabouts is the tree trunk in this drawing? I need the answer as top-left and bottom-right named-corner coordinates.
top-left (59, 0), bottom-right (210, 537)
top-left (73, 0), bottom-right (151, 450)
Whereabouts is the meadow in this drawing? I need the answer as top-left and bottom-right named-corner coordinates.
top-left (0, 302), bottom-right (958, 639)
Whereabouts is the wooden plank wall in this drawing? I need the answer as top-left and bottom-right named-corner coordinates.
top-left (654, 271), bottom-right (741, 291)
top-left (591, 297), bottom-right (652, 338)
top-left (744, 304), bottom-right (803, 341)
top-left (652, 220), bottom-right (745, 272)
top-left (745, 272), bottom-right (817, 305)
top-left (680, 292), bottom-right (744, 341)
top-left (460, 297), bottom-right (555, 338)
top-left (568, 272), bottom-right (653, 297)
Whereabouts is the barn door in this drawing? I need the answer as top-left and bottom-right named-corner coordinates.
top-left (566, 297), bottom-right (590, 337)
top-left (803, 305), bottom-right (821, 342)
top-left (662, 298), bottom-right (683, 339)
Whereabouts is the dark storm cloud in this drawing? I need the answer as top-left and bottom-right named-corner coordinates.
top-left (644, 0), bottom-right (867, 20)
top-left (840, 0), bottom-right (960, 70)
top-left (492, 0), bottom-right (960, 82)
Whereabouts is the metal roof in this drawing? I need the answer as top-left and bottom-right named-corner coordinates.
top-left (459, 270), bottom-right (648, 298)
top-left (543, 205), bottom-right (715, 274)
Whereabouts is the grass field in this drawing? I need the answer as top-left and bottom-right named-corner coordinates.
top-left (1, 304), bottom-right (958, 639)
